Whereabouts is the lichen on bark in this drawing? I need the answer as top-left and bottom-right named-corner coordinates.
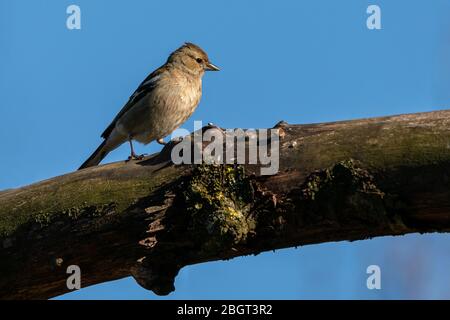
top-left (130, 164), bottom-right (258, 296)
top-left (183, 165), bottom-right (256, 255)
top-left (294, 159), bottom-right (390, 227)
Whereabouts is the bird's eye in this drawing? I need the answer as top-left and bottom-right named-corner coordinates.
top-left (196, 58), bottom-right (203, 63)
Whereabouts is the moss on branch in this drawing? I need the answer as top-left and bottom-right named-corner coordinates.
top-left (184, 165), bottom-right (255, 255)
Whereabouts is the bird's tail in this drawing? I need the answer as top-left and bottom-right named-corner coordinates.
top-left (78, 140), bottom-right (110, 170)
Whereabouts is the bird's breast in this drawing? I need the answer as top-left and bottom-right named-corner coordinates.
top-left (131, 75), bottom-right (202, 143)
top-left (157, 75), bottom-right (202, 119)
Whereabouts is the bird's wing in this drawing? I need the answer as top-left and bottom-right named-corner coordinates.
top-left (101, 65), bottom-right (167, 140)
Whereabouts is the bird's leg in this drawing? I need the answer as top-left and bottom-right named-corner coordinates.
top-left (157, 138), bottom-right (167, 145)
top-left (127, 139), bottom-right (145, 161)
top-left (129, 139), bottom-right (137, 158)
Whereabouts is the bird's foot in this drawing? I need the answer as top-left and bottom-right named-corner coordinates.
top-left (127, 153), bottom-right (146, 161)
top-left (171, 136), bottom-right (184, 143)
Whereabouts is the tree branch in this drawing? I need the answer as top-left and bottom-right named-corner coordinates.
top-left (2, 110), bottom-right (450, 299)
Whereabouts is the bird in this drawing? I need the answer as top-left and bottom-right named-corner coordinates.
top-left (78, 42), bottom-right (219, 170)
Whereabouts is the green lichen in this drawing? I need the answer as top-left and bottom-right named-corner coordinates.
top-left (33, 210), bottom-right (53, 227)
top-left (184, 165), bottom-right (255, 254)
top-left (32, 202), bottom-right (117, 228)
top-left (302, 159), bottom-right (383, 200)
top-left (0, 165), bottom-right (182, 238)
top-left (297, 159), bottom-right (388, 226)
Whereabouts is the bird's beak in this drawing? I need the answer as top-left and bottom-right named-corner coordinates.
top-left (205, 62), bottom-right (220, 71)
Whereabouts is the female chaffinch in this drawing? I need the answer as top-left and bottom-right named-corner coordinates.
top-left (79, 42), bottom-right (219, 169)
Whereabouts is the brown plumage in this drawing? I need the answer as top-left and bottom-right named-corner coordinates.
top-left (79, 43), bottom-right (219, 170)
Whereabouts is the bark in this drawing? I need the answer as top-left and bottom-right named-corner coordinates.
top-left (1, 110), bottom-right (450, 300)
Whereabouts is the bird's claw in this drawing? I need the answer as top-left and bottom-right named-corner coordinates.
top-left (171, 136), bottom-right (184, 143)
top-left (127, 154), bottom-right (146, 161)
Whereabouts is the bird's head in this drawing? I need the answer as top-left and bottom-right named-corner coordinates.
top-left (168, 42), bottom-right (220, 76)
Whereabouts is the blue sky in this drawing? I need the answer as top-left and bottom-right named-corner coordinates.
top-left (1, 0), bottom-right (450, 299)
